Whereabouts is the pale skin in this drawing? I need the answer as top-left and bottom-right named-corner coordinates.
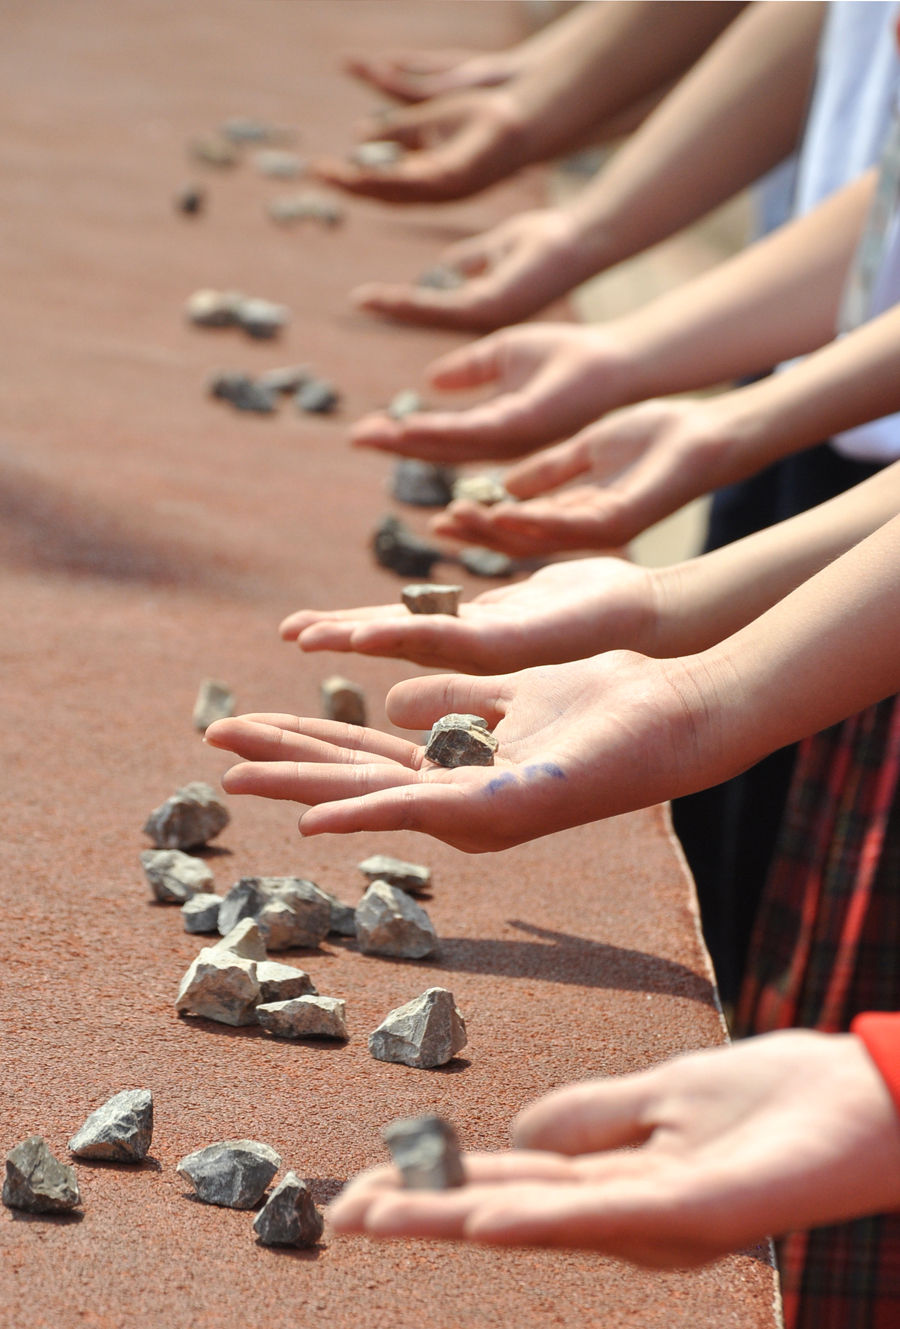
top-left (324, 1030), bottom-right (900, 1266)
top-left (340, 2), bottom-right (821, 329)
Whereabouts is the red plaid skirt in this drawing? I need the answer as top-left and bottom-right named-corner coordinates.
top-left (736, 695), bottom-right (900, 1329)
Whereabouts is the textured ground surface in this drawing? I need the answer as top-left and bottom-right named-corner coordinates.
top-left (0, 3), bottom-right (779, 1326)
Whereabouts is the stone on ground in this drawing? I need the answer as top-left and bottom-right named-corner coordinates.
top-left (177, 1140), bottom-right (280, 1209)
top-left (256, 960), bottom-right (317, 1003)
top-left (458, 546), bottom-right (514, 578)
top-left (68, 1089), bottom-right (154, 1162)
top-left (351, 139), bottom-right (403, 167)
top-left (267, 191), bottom-right (343, 227)
top-left (192, 679), bottom-right (235, 731)
top-left (357, 853), bottom-right (432, 896)
top-left (175, 949), bottom-right (260, 1026)
top-left (369, 987), bottom-right (467, 1069)
top-left (211, 917), bottom-right (267, 962)
top-left (3, 1137), bottom-right (81, 1213)
top-left (140, 848), bottom-right (214, 903)
top-left (296, 378), bottom-right (339, 414)
top-left (382, 1114), bottom-right (465, 1190)
top-left (143, 781), bottom-right (229, 850)
top-left (355, 881), bottom-right (437, 959)
top-left (236, 297), bottom-right (289, 340)
top-left (208, 371), bottom-right (278, 414)
top-left (425, 714), bottom-right (497, 768)
top-left (390, 458), bottom-right (456, 508)
top-left (258, 364), bottom-right (311, 394)
top-left (253, 1171), bottom-right (323, 1247)
top-left (257, 995), bottom-right (348, 1041)
top-left (320, 675), bottom-right (366, 726)
top-left (181, 892), bottom-right (222, 934)
top-left (372, 514), bottom-right (443, 578)
top-left (318, 887), bottom-right (358, 936)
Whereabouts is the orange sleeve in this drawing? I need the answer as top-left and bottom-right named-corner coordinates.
top-left (852, 1012), bottom-right (900, 1117)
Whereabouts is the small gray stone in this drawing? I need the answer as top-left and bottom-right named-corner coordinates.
top-left (369, 987), bottom-right (467, 1069)
top-left (382, 1114), bottom-right (464, 1190)
top-left (356, 853), bottom-right (432, 896)
top-left (258, 364), bottom-right (312, 395)
top-left (181, 893), bottom-right (222, 934)
top-left (256, 879), bottom-right (332, 951)
top-left (143, 782), bottom-right (229, 850)
top-left (236, 298), bottom-right (290, 340)
top-left (452, 473), bottom-right (510, 506)
top-left (186, 288), bottom-right (245, 327)
top-left (402, 583), bottom-right (462, 616)
top-left (175, 182), bottom-right (205, 215)
top-left (267, 191), bottom-right (344, 227)
top-left (211, 917), bottom-right (267, 962)
top-left (256, 960), bottom-right (317, 1003)
top-left (317, 887), bottom-right (358, 936)
top-left (296, 379), bottom-right (339, 414)
top-left (175, 949), bottom-right (260, 1026)
top-left (373, 514), bottom-right (443, 577)
top-left (253, 148), bottom-right (304, 179)
top-left (257, 995), bottom-right (348, 1040)
top-left (177, 1139), bottom-right (280, 1209)
top-left (140, 848), bottom-right (214, 904)
top-left (418, 265), bottom-right (464, 291)
top-left (425, 714), bottom-right (497, 768)
top-left (3, 1137), bottom-right (81, 1213)
top-left (68, 1090), bottom-right (153, 1163)
top-left (458, 546), bottom-right (514, 579)
top-left (192, 679), bottom-right (235, 732)
top-left (208, 372), bottom-right (278, 414)
top-left (321, 675), bottom-right (366, 726)
top-left (253, 1170), bottom-right (323, 1246)
top-left (387, 389), bottom-right (423, 421)
top-left (190, 134), bottom-right (239, 168)
top-left (217, 878), bottom-right (268, 936)
top-left (355, 881), bottom-right (437, 959)
top-left (390, 459), bottom-right (456, 508)
top-left (221, 116), bottom-right (287, 144)
top-left (350, 139), bottom-right (403, 168)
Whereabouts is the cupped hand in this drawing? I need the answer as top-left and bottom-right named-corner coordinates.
top-left (351, 208), bottom-right (592, 331)
top-left (351, 322), bottom-right (633, 463)
top-left (327, 1031), bottom-right (900, 1266)
top-left (204, 651), bottom-right (713, 853)
top-left (279, 557), bottom-right (658, 673)
top-left (342, 46), bottom-right (517, 104)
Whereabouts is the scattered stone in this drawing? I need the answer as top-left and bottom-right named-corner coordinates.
top-left (181, 893), bottom-right (222, 934)
top-left (258, 364), bottom-right (312, 395)
top-left (425, 714), bottom-right (498, 768)
top-left (382, 1114), bottom-right (464, 1190)
top-left (68, 1090), bottom-right (153, 1163)
top-left (418, 265), bottom-right (464, 291)
top-left (211, 917), bottom-right (267, 962)
top-left (190, 133), bottom-right (239, 168)
top-left (390, 458), bottom-right (456, 508)
top-left (253, 1171), bottom-right (323, 1246)
top-left (257, 995), bottom-right (348, 1040)
top-left (177, 1139), bottom-right (280, 1209)
top-left (192, 678), bottom-right (235, 731)
top-left (356, 853), bottom-right (432, 896)
top-left (452, 473), bottom-right (510, 506)
top-left (175, 182), bottom-right (205, 215)
top-left (458, 546), bottom-right (514, 578)
top-left (369, 987), bottom-right (467, 1069)
top-left (140, 848), bottom-right (214, 904)
top-left (235, 297), bottom-right (290, 340)
top-left (355, 881), bottom-right (437, 959)
top-left (350, 139), bottom-right (404, 168)
top-left (387, 389), bottom-right (422, 421)
top-left (221, 117), bottom-right (294, 145)
top-left (254, 148), bottom-right (304, 179)
top-left (186, 288), bottom-right (243, 328)
top-left (217, 878), bottom-right (268, 936)
top-left (402, 583), bottom-right (461, 616)
top-left (373, 514), bottom-right (443, 577)
top-left (208, 371), bottom-right (277, 414)
top-left (218, 877), bottom-right (332, 950)
top-left (296, 378), bottom-right (339, 414)
top-left (267, 191), bottom-right (344, 227)
top-left (3, 1137), bottom-right (81, 1214)
top-left (318, 887), bottom-right (357, 936)
top-left (175, 948), bottom-right (260, 1026)
top-left (256, 960), bottom-right (317, 1004)
top-left (143, 782), bottom-right (229, 850)
top-left (321, 675), bottom-right (366, 726)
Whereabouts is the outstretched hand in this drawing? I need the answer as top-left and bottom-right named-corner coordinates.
top-left (342, 46), bottom-right (517, 104)
top-left (279, 557), bottom-right (657, 674)
top-left (327, 1031), bottom-right (900, 1266)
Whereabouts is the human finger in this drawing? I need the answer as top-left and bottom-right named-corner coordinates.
top-left (384, 670), bottom-right (508, 729)
top-left (205, 715), bottom-right (420, 766)
top-left (350, 279), bottom-right (505, 333)
top-left (222, 758), bottom-right (423, 805)
top-left (280, 605), bottom-right (400, 641)
top-left (297, 779), bottom-right (515, 850)
top-left (505, 436), bottom-right (591, 499)
top-left (513, 1075), bottom-right (655, 1155)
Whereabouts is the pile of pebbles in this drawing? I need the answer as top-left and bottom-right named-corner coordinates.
top-left (207, 363), bottom-right (340, 417)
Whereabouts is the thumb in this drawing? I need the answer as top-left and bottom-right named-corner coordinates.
top-left (386, 671), bottom-right (509, 731)
top-left (513, 1073), bottom-right (656, 1156)
top-left (506, 435), bottom-right (590, 499)
top-left (428, 329), bottom-right (506, 390)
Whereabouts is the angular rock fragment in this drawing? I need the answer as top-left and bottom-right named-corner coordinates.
top-left (257, 995), bottom-right (348, 1040)
top-left (217, 878), bottom-right (268, 936)
top-left (177, 1139), bottom-right (280, 1209)
top-left (189, 133), bottom-right (239, 168)
top-left (221, 116), bottom-right (290, 144)
top-left (140, 848), bottom-right (214, 904)
top-left (254, 148), bottom-right (304, 179)
top-left (192, 678), bottom-right (235, 732)
top-left (208, 370), bottom-right (277, 414)
top-left (218, 877), bottom-right (332, 951)
top-left (318, 887), bottom-right (357, 936)
top-left (452, 473), bottom-right (510, 506)
top-left (211, 917), bottom-right (267, 962)
top-left (372, 514), bottom-right (443, 577)
top-left (253, 1170), bottom-right (323, 1246)
top-left (175, 948), bottom-right (260, 1026)
top-left (458, 546), bottom-right (514, 579)
top-left (175, 182), bottom-right (205, 215)
top-left (256, 960), bottom-right (317, 1003)
top-left (351, 139), bottom-right (404, 167)
top-left (267, 191), bottom-right (344, 227)
top-left (355, 881), bottom-right (437, 959)
top-left (186, 288), bottom-right (244, 327)
top-left (402, 583), bottom-right (461, 616)
top-left (258, 364), bottom-right (312, 395)
top-left (235, 297), bottom-right (290, 340)
top-left (68, 1089), bottom-right (153, 1163)
top-left (387, 389), bottom-right (422, 421)
top-left (296, 378), bottom-right (339, 414)
top-left (3, 1137), bottom-right (81, 1214)
top-left (390, 459), bottom-right (456, 508)
top-left (369, 987), bottom-right (467, 1069)
top-left (382, 1114), bottom-right (464, 1190)
top-left (181, 892), bottom-right (222, 934)
top-left (143, 782), bottom-right (229, 850)
top-left (418, 264), bottom-right (464, 291)
top-left (356, 853), bottom-right (432, 897)
top-left (425, 714), bottom-right (497, 768)
top-left (321, 675), bottom-right (366, 726)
